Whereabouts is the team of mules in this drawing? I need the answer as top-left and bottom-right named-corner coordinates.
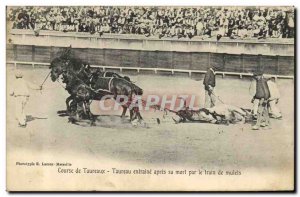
top-left (49, 47), bottom-right (252, 126)
top-left (49, 47), bottom-right (143, 125)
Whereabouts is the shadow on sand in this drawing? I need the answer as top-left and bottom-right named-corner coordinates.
top-left (56, 110), bottom-right (148, 129)
top-left (26, 115), bottom-right (48, 122)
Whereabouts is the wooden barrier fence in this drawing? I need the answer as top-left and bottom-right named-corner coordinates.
top-left (6, 60), bottom-right (294, 79)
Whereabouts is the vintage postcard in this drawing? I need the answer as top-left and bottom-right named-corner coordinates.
top-left (6, 6), bottom-right (295, 191)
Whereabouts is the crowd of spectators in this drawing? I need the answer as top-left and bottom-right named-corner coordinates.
top-left (7, 6), bottom-right (295, 39)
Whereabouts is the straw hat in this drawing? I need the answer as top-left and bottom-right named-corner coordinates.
top-left (14, 70), bottom-right (23, 78)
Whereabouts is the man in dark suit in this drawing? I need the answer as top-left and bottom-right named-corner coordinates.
top-left (203, 66), bottom-right (216, 108)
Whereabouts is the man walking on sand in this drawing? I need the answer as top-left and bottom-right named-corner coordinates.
top-left (251, 71), bottom-right (271, 130)
top-left (203, 66), bottom-right (217, 108)
top-left (10, 70), bottom-right (42, 127)
top-left (267, 77), bottom-right (282, 119)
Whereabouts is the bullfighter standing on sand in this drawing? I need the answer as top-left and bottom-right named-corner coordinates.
top-left (251, 71), bottom-right (271, 130)
top-left (203, 66), bottom-right (217, 108)
top-left (10, 70), bottom-right (42, 127)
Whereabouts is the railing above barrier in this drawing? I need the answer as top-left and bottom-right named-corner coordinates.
top-left (8, 29), bottom-right (295, 56)
top-left (6, 61), bottom-right (294, 80)
top-left (10, 29), bottom-right (294, 45)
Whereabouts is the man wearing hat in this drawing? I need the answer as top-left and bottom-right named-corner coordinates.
top-left (203, 66), bottom-right (217, 108)
top-left (267, 77), bottom-right (282, 119)
top-left (251, 71), bottom-right (271, 130)
top-left (10, 70), bottom-right (42, 127)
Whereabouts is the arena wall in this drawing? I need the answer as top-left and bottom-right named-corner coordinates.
top-left (7, 30), bottom-right (295, 76)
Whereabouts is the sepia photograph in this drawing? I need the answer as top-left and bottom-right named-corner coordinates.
top-left (6, 5), bottom-right (295, 191)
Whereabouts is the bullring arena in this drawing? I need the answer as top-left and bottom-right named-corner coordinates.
top-left (6, 6), bottom-right (295, 191)
top-left (6, 67), bottom-right (294, 190)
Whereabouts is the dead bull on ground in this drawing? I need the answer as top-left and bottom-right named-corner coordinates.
top-left (161, 104), bottom-right (252, 125)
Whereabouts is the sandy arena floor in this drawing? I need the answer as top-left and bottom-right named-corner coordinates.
top-left (6, 66), bottom-right (294, 191)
